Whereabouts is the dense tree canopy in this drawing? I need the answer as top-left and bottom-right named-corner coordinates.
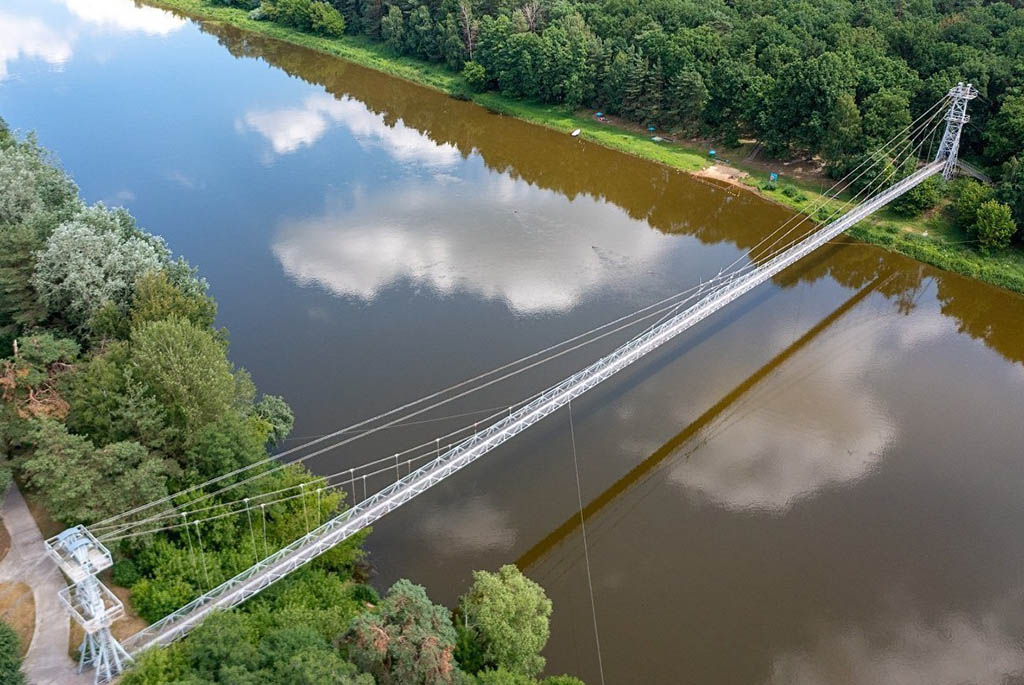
top-left (244, 0), bottom-right (1024, 173)
top-left (457, 565), bottom-right (552, 677)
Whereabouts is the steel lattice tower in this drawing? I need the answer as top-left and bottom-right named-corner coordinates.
top-left (935, 82), bottom-right (979, 180)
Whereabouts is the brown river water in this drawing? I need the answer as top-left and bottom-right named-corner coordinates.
top-left (2, 1), bottom-right (1023, 681)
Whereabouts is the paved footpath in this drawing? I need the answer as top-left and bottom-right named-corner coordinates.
top-left (0, 483), bottom-right (92, 684)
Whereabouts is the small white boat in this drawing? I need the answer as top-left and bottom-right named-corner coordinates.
top-left (570, 128), bottom-right (581, 137)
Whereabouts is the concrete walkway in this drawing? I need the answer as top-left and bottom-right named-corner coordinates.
top-left (0, 484), bottom-right (91, 684)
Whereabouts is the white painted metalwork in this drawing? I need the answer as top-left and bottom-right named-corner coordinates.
top-left (46, 527), bottom-right (132, 683)
top-left (59, 90), bottom-right (975, 680)
top-left (935, 82), bottom-right (978, 180)
top-left (123, 159), bottom-right (945, 656)
top-left (44, 526), bottom-right (112, 584)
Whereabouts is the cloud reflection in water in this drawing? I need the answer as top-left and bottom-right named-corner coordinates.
top-left (272, 175), bottom-right (678, 314)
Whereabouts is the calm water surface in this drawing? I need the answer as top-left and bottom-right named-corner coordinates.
top-left (3, 2), bottom-right (1024, 682)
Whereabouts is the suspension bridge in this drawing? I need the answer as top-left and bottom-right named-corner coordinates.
top-left (43, 83), bottom-right (977, 682)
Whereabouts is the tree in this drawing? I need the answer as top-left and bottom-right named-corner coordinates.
top-left (822, 92), bottom-right (863, 160)
top-left (65, 342), bottom-right (178, 455)
top-left (130, 270), bottom-right (218, 332)
top-left (0, 137), bottom-right (81, 345)
top-left (254, 394), bottom-right (294, 446)
top-left (31, 205), bottom-right (169, 331)
top-left (462, 61), bottom-right (488, 91)
top-left (457, 565), bottom-right (551, 677)
top-left (20, 420), bottom-right (170, 524)
top-left (891, 175), bottom-right (943, 217)
top-left (130, 317), bottom-right (238, 433)
top-left (345, 579), bottom-right (459, 684)
top-left (381, 5), bottom-right (406, 54)
top-left (985, 94), bottom-right (1024, 166)
top-left (459, 0), bottom-right (479, 60)
top-left (309, 1), bottom-right (347, 36)
top-left (0, 621), bottom-right (25, 685)
top-left (860, 88), bottom-right (912, 152)
top-left (974, 200), bottom-right (1017, 251)
top-left (665, 70), bottom-right (709, 133)
top-left (954, 179), bottom-right (995, 232)
top-left (996, 156), bottom-right (1024, 227)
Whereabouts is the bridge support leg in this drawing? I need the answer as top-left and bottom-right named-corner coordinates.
top-left (935, 82), bottom-right (979, 180)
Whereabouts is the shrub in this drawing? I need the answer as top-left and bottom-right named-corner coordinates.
top-left (112, 558), bottom-right (141, 587)
top-left (269, 0), bottom-right (314, 31)
top-left (309, 1), bottom-right (346, 36)
top-left (462, 61), bottom-right (488, 92)
top-left (974, 200), bottom-right (1017, 251)
top-left (350, 583), bottom-right (379, 605)
top-left (0, 621), bottom-right (25, 685)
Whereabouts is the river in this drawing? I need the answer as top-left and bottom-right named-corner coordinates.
top-left (3, 1), bottom-right (1024, 682)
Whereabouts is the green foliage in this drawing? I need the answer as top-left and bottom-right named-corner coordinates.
top-left (0, 333), bottom-right (79, 420)
top-left (985, 95), bottom-right (1024, 166)
top-left (0, 136), bottom-right (81, 344)
top-left (974, 200), bottom-right (1017, 252)
top-left (891, 175), bottom-right (943, 217)
top-left (997, 157), bottom-right (1024, 228)
top-left (0, 621), bottom-right (25, 685)
top-left (112, 558), bottom-right (141, 587)
top-left (309, 1), bottom-right (347, 36)
top-left (31, 205), bottom-right (170, 332)
top-left (345, 579), bottom-right (460, 684)
top-left (462, 61), bottom-right (488, 92)
top-left (475, 668), bottom-right (535, 685)
top-left (382, 5), bottom-right (405, 53)
top-left (129, 317), bottom-right (238, 433)
top-left (254, 394), bottom-right (294, 446)
top-left (953, 179), bottom-right (995, 232)
top-left (65, 341), bottom-right (177, 455)
top-left (457, 565), bottom-right (551, 677)
top-left (131, 270), bottom-right (217, 332)
top-left (124, 569), bottom-right (374, 684)
top-left (20, 420), bottom-right (170, 524)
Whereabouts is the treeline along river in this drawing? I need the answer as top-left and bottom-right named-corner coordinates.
top-left (2, 1), bottom-right (1024, 681)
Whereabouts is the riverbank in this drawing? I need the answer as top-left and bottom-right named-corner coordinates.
top-left (144, 0), bottom-right (1024, 295)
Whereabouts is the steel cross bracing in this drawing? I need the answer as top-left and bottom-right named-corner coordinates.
top-left (122, 159), bottom-right (945, 656)
top-left (935, 82), bottom-right (978, 180)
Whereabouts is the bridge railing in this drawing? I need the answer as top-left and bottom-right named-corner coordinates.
top-left (124, 161), bottom-right (944, 655)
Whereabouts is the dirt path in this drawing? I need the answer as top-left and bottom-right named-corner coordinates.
top-left (0, 484), bottom-right (91, 684)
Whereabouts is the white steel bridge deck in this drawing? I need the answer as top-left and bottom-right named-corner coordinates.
top-left (122, 160), bottom-right (945, 655)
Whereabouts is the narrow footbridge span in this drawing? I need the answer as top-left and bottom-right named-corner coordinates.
top-left (125, 160), bottom-right (945, 652)
top-left (49, 84), bottom-right (977, 682)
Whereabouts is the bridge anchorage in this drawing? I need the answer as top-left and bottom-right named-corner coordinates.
top-left (48, 83), bottom-right (977, 683)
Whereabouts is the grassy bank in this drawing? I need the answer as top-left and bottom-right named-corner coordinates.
top-left (145, 0), bottom-right (1024, 295)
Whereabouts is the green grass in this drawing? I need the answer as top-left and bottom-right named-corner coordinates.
top-left (144, 0), bottom-right (1024, 295)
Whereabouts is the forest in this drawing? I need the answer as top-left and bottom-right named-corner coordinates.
top-left (224, 0), bottom-right (1024, 235)
top-left (0, 122), bottom-right (583, 684)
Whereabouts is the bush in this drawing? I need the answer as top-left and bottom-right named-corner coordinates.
top-left (0, 621), bottom-right (25, 685)
top-left (974, 200), bottom-right (1017, 251)
top-left (892, 175), bottom-right (943, 217)
top-left (112, 558), bottom-right (141, 587)
top-left (462, 61), bottom-right (488, 92)
top-left (309, 1), bottom-right (346, 36)
top-left (267, 0), bottom-right (314, 31)
top-left (350, 583), bottom-right (379, 605)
